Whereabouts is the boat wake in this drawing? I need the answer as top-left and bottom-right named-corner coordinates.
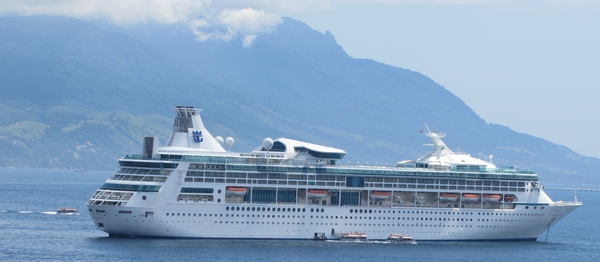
top-left (40, 211), bottom-right (58, 215)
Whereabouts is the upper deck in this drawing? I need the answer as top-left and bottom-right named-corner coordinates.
top-left (134, 106), bottom-right (539, 182)
top-left (121, 154), bottom-right (538, 182)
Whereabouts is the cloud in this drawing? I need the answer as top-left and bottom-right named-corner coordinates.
top-left (0, 0), bottom-right (283, 47)
top-left (0, 0), bottom-right (209, 25)
top-left (189, 8), bottom-right (282, 47)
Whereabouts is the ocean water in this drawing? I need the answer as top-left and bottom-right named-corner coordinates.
top-left (1, 168), bottom-right (598, 261)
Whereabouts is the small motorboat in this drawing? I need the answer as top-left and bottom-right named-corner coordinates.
top-left (307, 189), bottom-right (328, 198)
top-left (340, 232), bottom-right (367, 242)
top-left (370, 191), bottom-right (391, 200)
top-left (387, 234), bottom-right (416, 244)
top-left (57, 207), bottom-right (79, 215)
top-left (482, 194), bottom-right (501, 202)
top-left (439, 193), bottom-right (459, 202)
top-left (226, 187), bottom-right (247, 196)
top-left (461, 193), bottom-right (480, 203)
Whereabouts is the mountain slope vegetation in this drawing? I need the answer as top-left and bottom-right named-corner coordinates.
top-left (0, 16), bottom-right (597, 187)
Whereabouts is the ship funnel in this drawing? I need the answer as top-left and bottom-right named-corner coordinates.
top-left (165, 106), bottom-right (226, 152)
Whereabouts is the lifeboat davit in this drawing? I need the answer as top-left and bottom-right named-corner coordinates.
top-left (461, 193), bottom-right (480, 203)
top-left (307, 189), bottom-right (328, 198)
top-left (226, 187), bottom-right (247, 196)
top-left (482, 194), bottom-right (501, 202)
top-left (439, 193), bottom-right (459, 202)
top-left (370, 191), bottom-right (391, 200)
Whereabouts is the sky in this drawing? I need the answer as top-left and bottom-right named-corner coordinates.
top-left (2, 0), bottom-right (599, 158)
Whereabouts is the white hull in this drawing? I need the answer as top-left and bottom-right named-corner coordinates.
top-left (88, 200), bottom-right (579, 240)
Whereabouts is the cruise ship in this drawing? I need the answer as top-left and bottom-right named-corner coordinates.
top-left (87, 106), bottom-right (581, 240)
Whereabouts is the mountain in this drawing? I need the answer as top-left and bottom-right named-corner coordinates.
top-left (0, 16), bottom-right (598, 187)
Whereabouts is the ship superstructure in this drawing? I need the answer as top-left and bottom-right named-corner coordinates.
top-left (87, 106), bottom-right (581, 240)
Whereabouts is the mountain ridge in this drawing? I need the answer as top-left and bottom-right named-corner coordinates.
top-left (0, 15), bottom-right (598, 187)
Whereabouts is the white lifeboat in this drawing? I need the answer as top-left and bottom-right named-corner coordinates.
top-left (307, 189), bottom-right (328, 198)
top-left (461, 193), bottom-right (480, 203)
top-left (226, 187), bottom-right (247, 196)
top-left (370, 191), bottom-right (391, 200)
top-left (439, 193), bottom-right (459, 202)
top-left (482, 194), bottom-right (501, 202)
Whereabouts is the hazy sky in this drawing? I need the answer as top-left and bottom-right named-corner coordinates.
top-left (2, 0), bottom-right (599, 158)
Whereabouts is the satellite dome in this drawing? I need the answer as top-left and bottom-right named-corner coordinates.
top-left (225, 137), bottom-right (234, 148)
top-left (262, 138), bottom-right (274, 150)
top-left (215, 136), bottom-right (224, 145)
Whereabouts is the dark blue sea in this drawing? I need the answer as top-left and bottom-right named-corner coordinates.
top-left (1, 168), bottom-right (598, 261)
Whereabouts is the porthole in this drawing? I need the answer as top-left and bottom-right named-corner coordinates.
top-left (350, 209), bottom-right (353, 213)
top-left (262, 207), bottom-right (266, 211)
top-left (302, 208), bottom-right (306, 212)
top-left (277, 208), bottom-right (281, 212)
top-left (267, 207), bottom-right (271, 211)
top-left (217, 199), bottom-right (221, 203)
top-left (226, 206), bottom-right (230, 211)
top-left (287, 208), bottom-right (291, 212)
top-left (218, 189), bottom-right (222, 194)
top-left (292, 208), bottom-right (296, 212)
top-left (316, 208), bottom-right (320, 213)
top-left (359, 209), bottom-right (363, 213)
top-left (321, 208), bottom-right (324, 213)
top-left (142, 196), bottom-right (147, 200)
top-left (242, 207), bottom-right (246, 211)
top-left (369, 210), bottom-right (372, 214)
top-left (236, 207), bottom-right (240, 211)
top-left (252, 207), bottom-right (256, 211)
